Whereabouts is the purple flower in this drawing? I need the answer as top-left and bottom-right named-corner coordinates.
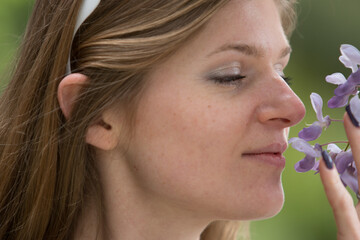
top-left (348, 94), bottom-right (360, 123)
top-left (336, 151), bottom-right (354, 174)
top-left (289, 137), bottom-right (321, 172)
top-left (340, 163), bottom-right (358, 195)
top-left (326, 143), bottom-right (342, 156)
top-left (327, 44), bottom-right (360, 108)
top-left (293, 44), bottom-right (360, 197)
top-left (327, 144), bottom-right (352, 173)
top-left (298, 93), bottom-right (331, 141)
top-left (326, 73), bottom-right (352, 108)
top-left (339, 44), bottom-right (360, 73)
top-left (327, 70), bottom-right (360, 108)
top-left (326, 144), bottom-right (358, 194)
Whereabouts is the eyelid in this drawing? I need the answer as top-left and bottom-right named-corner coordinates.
top-left (274, 63), bottom-right (285, 76)
top-left (207, 62), bottom-right (242, 77)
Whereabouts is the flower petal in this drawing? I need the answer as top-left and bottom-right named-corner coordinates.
top-left (340, 44), bottom-right (360, 72)
top-left (340, 44), bottom-right (360, 63)
top-left (347, 68), bottom-right (360, 85)
top-left (349, 94), bottom-right (360, 123)
top-left (339, 55), bottom-right (356, 72)
top-left (312, 160), bottom-right (320, 172)
top-left (295, 155), bottom-right (316, 172)
top-left (326, 73), bottom-right (347, 85)
top-left (310, 93), bottom-right (324, 121)
top-left (289, 137), bottom-right (320, 157)
top-left (334, 81), bottom-right (356, 96)
top-left (335, 152), bottom-right (354, 174)
top-left (340, 168), bottom-right (359, 194)
top-left (298, 122), bottom-right (322, 141)
top-left (327, 94), bottom-right (350, 108)
top-left (327, 143), bottom-right (342, 154)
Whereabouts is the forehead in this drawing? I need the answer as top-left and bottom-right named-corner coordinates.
top-left (183, 0), bottom-right (289, 59)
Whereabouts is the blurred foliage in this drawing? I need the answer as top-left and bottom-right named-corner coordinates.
top-left (0, 0), bottom-right (34, 84)
top-left (1, 0), bottom-right (360, 240)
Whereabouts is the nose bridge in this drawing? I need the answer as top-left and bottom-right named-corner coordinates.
top-left (257, 74), bottom-right (305, 127)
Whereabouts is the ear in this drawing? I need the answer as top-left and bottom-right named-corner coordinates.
top-left (58, 73), bottom-right (88, 119)
top-left (85, 110), bottom-right (123, 151)
top-left (58, 73), bottom-right (122, 150)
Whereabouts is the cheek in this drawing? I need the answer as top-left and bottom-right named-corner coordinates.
top-left (126, 82), bottom-right (284, 220)
top-left (133, 90), bottom-right (248, 176)
top-left (128, 87), bottom-right (251, 196)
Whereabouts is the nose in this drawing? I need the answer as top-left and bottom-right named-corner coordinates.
top-left (257, 74), bottom-right (305, 128)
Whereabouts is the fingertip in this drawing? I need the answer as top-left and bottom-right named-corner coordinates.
top-left (321, 150), bottom-right (333, 170)
top-left (319, 154), bottom-right (336, 186)
top-left (319, 153), bottom-right (339, 190)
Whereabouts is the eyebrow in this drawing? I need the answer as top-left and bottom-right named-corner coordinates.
top-left (207, 43), bottom-right (292, 59)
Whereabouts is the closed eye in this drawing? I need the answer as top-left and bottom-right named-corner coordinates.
top-left (209, 75), bottom-right (246, 85)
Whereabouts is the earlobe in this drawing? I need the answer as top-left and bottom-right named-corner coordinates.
top-left (58, 73), bottom-right (88, 119)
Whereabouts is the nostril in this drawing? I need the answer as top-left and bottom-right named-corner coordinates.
top-left (257, 92), bottom-right (305, 126)
top-left (269, 118), bottom-right (291, 124)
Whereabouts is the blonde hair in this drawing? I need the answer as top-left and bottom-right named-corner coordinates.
top-left (0, 0), bottom-right (297, 239)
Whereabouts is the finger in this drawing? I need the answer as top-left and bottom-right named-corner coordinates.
top-left (344, 113), bottom-right (360, 182)
top-left (343, 112), bottom-right (360, 218)
top-left (319, 152), bottom-right (360, 239)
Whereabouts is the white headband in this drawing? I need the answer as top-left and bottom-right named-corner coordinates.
top-left (66, 0), bottom-right (101, 75)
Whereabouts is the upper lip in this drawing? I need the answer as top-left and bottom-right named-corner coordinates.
top-left (242, 142), bottom-right (288, 155)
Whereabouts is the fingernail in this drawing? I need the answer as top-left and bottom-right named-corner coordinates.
top-left (321, 150), bottom-right (333, 169)
top-left (346, 105), bottom-right (360, 127)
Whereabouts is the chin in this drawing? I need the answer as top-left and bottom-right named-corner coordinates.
top-left (253, 188), bottom-right (285, 220)
top-left (216, 189), bottom-right (285, 222)
top-left (240, 185), bottom-right (285, 221)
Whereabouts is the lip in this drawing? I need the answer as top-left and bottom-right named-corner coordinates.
top-left (242, 142), bottom-right (288, 168)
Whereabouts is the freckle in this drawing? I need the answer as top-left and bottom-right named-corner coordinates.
top-left (207, 105), bottom-right (212, 109)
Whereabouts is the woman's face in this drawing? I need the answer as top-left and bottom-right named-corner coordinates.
top-left (121, 0), bottom-right (305, 221)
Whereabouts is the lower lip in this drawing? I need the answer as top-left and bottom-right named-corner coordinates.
top-left (242, 153), bottom-right (286, 168)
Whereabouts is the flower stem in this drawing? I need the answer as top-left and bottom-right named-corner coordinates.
top-left (329, 119), bottom-right (344, 122)
top-left (344, 143), bottom-right (350, 151)
top-left (320, 141), bottom-right (349, 147)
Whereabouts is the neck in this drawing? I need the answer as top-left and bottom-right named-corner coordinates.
top-left (74, 152), bottom-right (210, 240)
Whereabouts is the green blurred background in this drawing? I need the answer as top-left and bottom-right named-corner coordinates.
top-left (1, 0), bottom-right (360, 239)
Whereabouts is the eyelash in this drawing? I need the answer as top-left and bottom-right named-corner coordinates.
top-left (210, 75), bottom-right (293, 85)
top-left (282, 76), bottom-right (292, 85)
top-left (209, 75), bottom-right (246, 85)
